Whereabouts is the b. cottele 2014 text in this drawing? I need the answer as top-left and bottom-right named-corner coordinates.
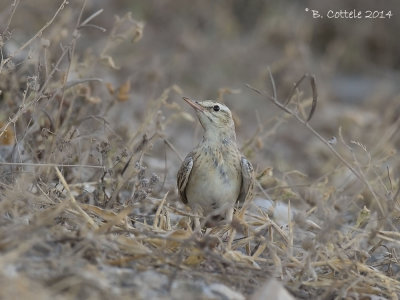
top-left (306, 9), bottom-right (393, 19)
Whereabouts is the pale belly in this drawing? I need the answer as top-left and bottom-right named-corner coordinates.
top-left (186, 156), bottom-right (241, 216)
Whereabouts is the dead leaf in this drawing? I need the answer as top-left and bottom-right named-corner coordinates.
top-left (132, 23), bottom-right (144, 42)
top-left (106, 82), bottom-right (115, 95)
top-left (184, 249), bottom-right (204, 265)
top-left (0, 122), bottom-right (14, 145)
top-left (117, 80), bottom-right (131, 102)
top-left (101, 55), bottom-right (120, 70)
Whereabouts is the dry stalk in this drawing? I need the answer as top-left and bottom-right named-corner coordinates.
top-left (154, 191), bottom-right (169, 229)
top-left (0, 0), bottom-right (68, 74)
top-left (54, 166), bottom-right (98, 229)
top-left (54, 0), bottom-right (89, 131)
top-left (246, 70), bottom-right (386, 215)
top-left (1, 0), bottom-right (20, 36)
top-left (0, 162), bottom-right (105, 169)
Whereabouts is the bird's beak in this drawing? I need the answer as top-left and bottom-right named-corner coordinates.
top-left (182, 97), bottom-right (204, 112)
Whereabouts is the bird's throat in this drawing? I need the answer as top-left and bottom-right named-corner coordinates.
top-left (201, 130), bottom-right (236, 146)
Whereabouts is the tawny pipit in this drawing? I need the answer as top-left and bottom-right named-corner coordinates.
top-left (177, 97), bottom-right (254, 227)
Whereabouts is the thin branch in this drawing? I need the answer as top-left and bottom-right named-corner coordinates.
top-left (393, 180), bottom-right (400, 206)
top-left (153, 191), bottom-right (169, 229)
top-left (0, 162), bottom-right (105, 169)
top-left (77, 24), bottom-right (106, 32)
top-left (54, 166), bottom-right (98, 229)
top-left (267, 67), bottom-right (277, 100)
top-left (1, 0), bottom-right (20, 36)
top-left (0, 47), bottom-right (69, 139)
top-left (0, 0), bottom-right (68, 73)
top-left (79, 8), bottom-right (103, 27)
top-left (64, 78), bottom-right (103, 90)
top-left (246, 72), bottom-right (386, 216)
top-left (284, 73), bottom-right (307, 106)
top-left (164, 138), bottom-right (183, 162)
top-left (55, 0), bottom-right (89, 130)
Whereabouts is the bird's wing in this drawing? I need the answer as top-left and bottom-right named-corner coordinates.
top-left (177, 152), bottom-right (194, 204)
top-left (237, 156), bottom-right (254, 204)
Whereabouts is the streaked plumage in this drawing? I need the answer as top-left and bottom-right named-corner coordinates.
top-left (177, 97), bottom-right (254, 226)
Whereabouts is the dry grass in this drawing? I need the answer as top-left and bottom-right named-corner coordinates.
top-left (0, 1), bottom-right (399, 299)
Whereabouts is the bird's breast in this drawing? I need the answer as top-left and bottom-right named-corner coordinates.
top-left (186, 145), bottom-right (242, 215)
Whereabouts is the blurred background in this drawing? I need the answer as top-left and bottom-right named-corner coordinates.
top-left (1, 0), bottom-right (399, 180)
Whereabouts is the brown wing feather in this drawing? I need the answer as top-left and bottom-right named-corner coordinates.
top-left (237, 156), bottom-right (254, 204)
top-left (177, 152), bottom-right (194, 204)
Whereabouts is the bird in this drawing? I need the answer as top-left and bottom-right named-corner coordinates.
top-left (177, 97), bottom-right (254, 229)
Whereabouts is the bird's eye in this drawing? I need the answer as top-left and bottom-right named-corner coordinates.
top-left (213, 105), bottom-right (220, 112)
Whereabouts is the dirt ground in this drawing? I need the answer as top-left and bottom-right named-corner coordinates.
top-left (0, 0), bottom-right (399, 299)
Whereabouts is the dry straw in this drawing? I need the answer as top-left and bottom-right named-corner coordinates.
top-left (0, 0), bottom-right (399, 299)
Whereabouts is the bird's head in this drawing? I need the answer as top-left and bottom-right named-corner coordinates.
top-left (183, 97), bottom-right (236, 140)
